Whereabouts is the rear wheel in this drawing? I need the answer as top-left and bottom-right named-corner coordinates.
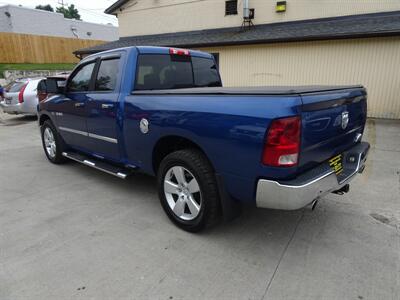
top-left (157, 149), bottom-right (220, 232)
top-left (40, 120), bottom-right (67, 164)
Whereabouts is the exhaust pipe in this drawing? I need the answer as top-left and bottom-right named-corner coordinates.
top-left (311, 199), bottom-right (318, 210)
top-left (311, 184), bottom-right (350, 211)
top-left (332, 184), bottom-right (350, 195)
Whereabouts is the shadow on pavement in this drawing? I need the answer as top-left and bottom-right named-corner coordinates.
top-left (64, 158), bottom-right (304, 237)
top-left (0, 113), bottom-right (38, 126)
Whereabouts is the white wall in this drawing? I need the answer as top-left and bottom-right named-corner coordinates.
top-left (0, 6), bottom-right (12, 32)
top-left (115, 0), bottom-right (400, 37)
top-left (0, 5), bottom-right (118, 41)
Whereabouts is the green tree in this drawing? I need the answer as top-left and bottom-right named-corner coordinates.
top-left (35, 4), bottom-right (54, 12)
top-left (56, 4), bottom-right (81, 20)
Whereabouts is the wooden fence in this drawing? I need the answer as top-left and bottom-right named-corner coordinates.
top-left (0, 32), bottom-right (105, 63)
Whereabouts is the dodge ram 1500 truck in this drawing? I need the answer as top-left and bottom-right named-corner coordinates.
top-left (38, 46), bottom-right (370, 232)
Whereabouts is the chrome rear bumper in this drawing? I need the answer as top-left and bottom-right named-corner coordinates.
top-left (256, 142), bottom-right (370, 210)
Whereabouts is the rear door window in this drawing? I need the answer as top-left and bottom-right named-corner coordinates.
top-left (95, 58), bottom-right (120, 91)
top-left (135, 54), bottom-right (221, 90)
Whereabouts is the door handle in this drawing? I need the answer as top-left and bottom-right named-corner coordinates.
top-left (75, 102), bottom-right (85, 108)
top-left (101, 103), bottom-right (114, 109)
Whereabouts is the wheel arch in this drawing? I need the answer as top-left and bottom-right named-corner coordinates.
top-left (39, 113), bottom-right (52, 126)
top-left (152, 135), bottom-right (214, 174)
top-left (153, 135), bottom-right (240, 225)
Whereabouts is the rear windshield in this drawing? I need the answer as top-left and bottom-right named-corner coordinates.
top-left (6, 81), bottom-right (27, 93)
top-left (135, 54), bottom-right (221, 90)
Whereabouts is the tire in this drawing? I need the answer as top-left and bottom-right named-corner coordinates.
top-left (40, 120), bottom-right (67, 164)
top-left (157, 149), bottom-right (220, 232)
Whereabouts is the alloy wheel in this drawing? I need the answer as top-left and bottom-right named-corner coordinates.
top-left (43, 127), bottom-right (56, 158)
top-left (163, 166), bottom-right (202, 221)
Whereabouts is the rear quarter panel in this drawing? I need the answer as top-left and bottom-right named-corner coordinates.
top-left (123, 94), bottom-right (302, 203)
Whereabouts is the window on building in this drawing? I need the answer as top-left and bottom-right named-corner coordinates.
top-left (68, 62), bottom-right (95, 92)
top-left (225, 0), bottom-right (238, 15)
top-left (95, 58), bottom-right (120, 91)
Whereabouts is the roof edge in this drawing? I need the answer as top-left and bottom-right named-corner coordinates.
top-left (104, 0), bottom-right (130, 15)
top-left (73, 31), bottom-right (400, 56)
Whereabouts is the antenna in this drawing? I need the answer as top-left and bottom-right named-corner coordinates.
top-left (58, 0), bottom-right (68, 7)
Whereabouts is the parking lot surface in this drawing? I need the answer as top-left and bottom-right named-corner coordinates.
top-left (0, 112), bottom-right (399, 300)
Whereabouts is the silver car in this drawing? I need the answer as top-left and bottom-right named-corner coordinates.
top-left (0, 78), bottom-right (44, 115)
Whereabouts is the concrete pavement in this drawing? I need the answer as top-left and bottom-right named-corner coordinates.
top-left (0, 112), bottom-right (399, 300)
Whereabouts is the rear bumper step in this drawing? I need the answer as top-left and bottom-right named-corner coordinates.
top-left (62, 152), bottom-right (135, 179)
top-left (256, 142), bottom-right (370, 210)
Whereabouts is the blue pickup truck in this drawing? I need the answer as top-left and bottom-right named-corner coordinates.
top-left (38, 46), bottom-right (370, 232)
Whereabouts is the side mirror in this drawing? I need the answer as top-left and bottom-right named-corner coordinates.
top-left (45, 78), bottom-right (65, 94)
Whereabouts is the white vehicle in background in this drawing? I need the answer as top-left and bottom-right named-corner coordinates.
top-left (0, 78), bottom-right (44, 115)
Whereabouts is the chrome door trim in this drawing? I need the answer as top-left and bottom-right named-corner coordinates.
top-left (88, 133), bottom-right (118, 144)
top-left (59, 126), bottom-right (88, 136)
top-left (58, 126), bottom-right (118, 144)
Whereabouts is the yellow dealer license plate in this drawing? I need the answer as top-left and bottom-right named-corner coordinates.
top-left (329, 154), bottom-right (344, 175)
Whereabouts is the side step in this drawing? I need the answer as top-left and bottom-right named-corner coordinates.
top-left (62, 152), bottom-right (136, 179)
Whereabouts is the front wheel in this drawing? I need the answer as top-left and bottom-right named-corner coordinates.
top-left (40, 120), bottom-right (67, 164)
top-left (157, 149), bottom-right (220, 232)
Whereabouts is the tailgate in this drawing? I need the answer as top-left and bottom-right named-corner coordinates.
top-left (299, 87), bottom-right (367, 171)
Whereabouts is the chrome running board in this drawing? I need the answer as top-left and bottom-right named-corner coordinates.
top-left (62, 151), bottom-right (136, 179)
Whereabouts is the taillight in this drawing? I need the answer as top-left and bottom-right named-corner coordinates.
top-left (169, 48), bottom-right (190, 56)
top-left (18, 83), bottom-right (28, 103)
top-left (262, 116), bottom-right (301, 167)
